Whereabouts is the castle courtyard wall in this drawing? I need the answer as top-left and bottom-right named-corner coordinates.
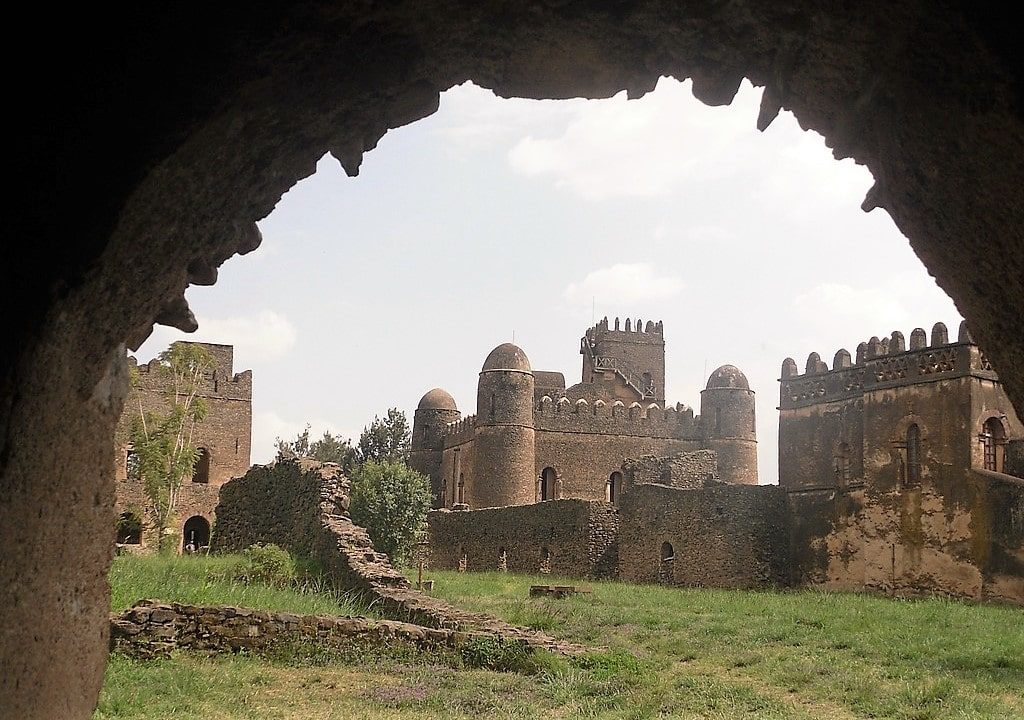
top-left (426, 500), bottom-right (619, 578)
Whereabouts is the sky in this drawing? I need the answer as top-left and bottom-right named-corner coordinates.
top-left (135, 77), bottom-right (962, 483)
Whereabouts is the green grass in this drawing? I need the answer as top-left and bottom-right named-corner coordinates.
top-left (108, 552), bottom-right (369, 616)
top-left (97, 560), bottom-right (1024, 719)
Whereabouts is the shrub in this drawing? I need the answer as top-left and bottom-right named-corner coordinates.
top-left (238, 543), bottom-right (295, 587)
top-left (349, 460), bottom-right (432, 566)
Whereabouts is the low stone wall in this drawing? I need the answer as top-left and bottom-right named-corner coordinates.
top-left (212, 459), bottom-right (582, 652)
top-left (617, 483), bottom-right (791, 588)
top-left (427, 500), bottom-right (619, 578)
top-left (110, 600), bottom-right (528, 659)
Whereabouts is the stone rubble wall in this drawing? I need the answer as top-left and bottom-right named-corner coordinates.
top-left (109, 600), bottom-right (532, 659)
top-left (212, 459), bottom-right (582, 653)
top-left (622, 449), bottom-right (720, 490)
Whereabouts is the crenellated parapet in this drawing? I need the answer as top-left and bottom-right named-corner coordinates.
top-left (584, 316), bottom-right (664, 344)
top-left (533, 395), bottom-right (697, 438)
top-left (442, 414), bottom-right (477, 446)
top-left (128, 347), bottom-right (253, 402)
top-left (779, 320), bottom-right (997, 409)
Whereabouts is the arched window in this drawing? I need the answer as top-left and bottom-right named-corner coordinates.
top-left (835, 443), bottom-right (851, 484)
top-left (981, 417), bottom-right (1006, 472)
top-left (182, 515), bottom-right (211, 553)
top-left (659, 542), bottom-right (675, 585)
top-left (607, 471), bottom-right (621, 503)
top-left (540, 467), bottom-right (556, 501)
top-left (115, 512), bottom-right (142, 545)
top-left (192, 447), bottom-right (210, 484)
top-left (905, 424), bottom-right (921, 487)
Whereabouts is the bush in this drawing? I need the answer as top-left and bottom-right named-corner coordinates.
top-left (349, 460), bottom-right (432, 566)
top-left (459, 636), bottom-right (559, 674)
top-left (237, 543), bottom-right (295, 587)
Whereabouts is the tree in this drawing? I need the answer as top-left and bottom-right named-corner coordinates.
top-left (129, 342), bottom-right (214, 550)
top-left (275, 424), bottom-right (359, 473)
top-left (357, 407), bottom-right (411, 464)
top-left (348, 460), bottom-right (432, 566)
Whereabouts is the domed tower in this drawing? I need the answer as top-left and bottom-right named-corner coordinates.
top-left (410, 388), bottom-right (461, 508)
top-left (700, 365), bottom-right (758, 485)
top-left (473, 343), bottom-right (536, 508)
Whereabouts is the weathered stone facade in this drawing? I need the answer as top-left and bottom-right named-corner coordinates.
top-left (427, 319), bottom-right (1023, 605)
top-left (411, 318), bottom-right (757, 511)
top-left (114, 342), bottom-right (252, 551)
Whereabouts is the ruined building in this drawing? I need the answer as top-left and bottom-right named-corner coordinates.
top-left (114, 343), bottom-right (252, 551)
top-left (411, 318), bottom-right (757, 510)
top-left (425, 319), bottom-right (1023, 605)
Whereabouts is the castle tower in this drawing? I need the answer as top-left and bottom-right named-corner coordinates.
top-left (580, 317), bottom-right (665, 404)
top-left (700, 364), bottom-right (758, 485)
top-left (473, 343), bottom-right (536, 508)
top-left (410, 388), bottom-right (461, 509)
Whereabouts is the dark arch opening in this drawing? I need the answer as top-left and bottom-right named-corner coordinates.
top-left (192, 447), bottom-right (211, 484)
top-left (182, 516), bottom-right (211, 553)
top-left (659, 541), bottom-right (675, 585)
top-left (540, 467), bottom-right (556, 502)
top-left (607, 471), bottom-right (622, 503)
top-left (115, 512), bottom-right (142, 545)
top-left (981, 417), bottom-right (1007, 472)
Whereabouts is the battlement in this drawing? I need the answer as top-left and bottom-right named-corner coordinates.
top-left (442, 414), bottom-right (477, 445)
top-left (129, 342), bottom-right (253, 402)
top-left (584, 316), bottom-right (664, 343)
top-left (534, 395), bottom-right (697, 438)
top-left (779, 320), bottom-right (997, 409)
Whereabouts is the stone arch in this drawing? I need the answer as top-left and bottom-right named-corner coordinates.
top-left (8, 6), bottom-right (1024, 716)
top-left (181, 515), bottom-right (211, 553)
top-left (979, 415), bottom-right (1008, 472)
top-left (115, 512), bottom-right (142, 545)
top-left (607, 471), bottom-right (622, 503)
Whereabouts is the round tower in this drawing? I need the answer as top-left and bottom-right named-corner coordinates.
top-left (473, 343), bottom-right (536, 508)
top-left (700, 365), bottom-right (758, 485)
top-left (410, 388), bottom-right (461, 508)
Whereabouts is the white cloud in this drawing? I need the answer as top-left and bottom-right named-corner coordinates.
top-left (251, 410), bottom-right (356, 465)
top-left (196, 310), bottom-right (297, 361)
top-left (563, 263), bottom-right (683, 307)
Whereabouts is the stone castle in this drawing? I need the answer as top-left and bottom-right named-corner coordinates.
top-left (410, 317), bottom-right (758, 511)
top-left (421, 318), bottom-right (1024, 604)
top-left (114, 343), bottom-right (253, 551)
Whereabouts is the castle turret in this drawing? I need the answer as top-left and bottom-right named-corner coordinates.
top-left (410, 388), bottom-right (461, 508)
top-left (473, 343), bottom-right (536, 508)
top-left (700, 365), bottom-right (758, 484)
top-left (580, 316), bottom-right (665, 404)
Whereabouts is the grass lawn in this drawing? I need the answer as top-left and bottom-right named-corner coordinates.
top-left (96, 558), bottom-right (1024, 719)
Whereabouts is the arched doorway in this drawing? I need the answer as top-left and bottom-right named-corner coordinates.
top-left (539, 467), bottom-right (556, 501)
top-left (659, 541), bottom-right (675, 585)
top-left (115, 512), bottom-right (142, 545)
top-left (181, 515), bottom-right (211, 553)
top-left (981, 417), bottom-right (1007, 472)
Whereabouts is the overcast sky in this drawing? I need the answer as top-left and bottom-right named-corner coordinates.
top-left (136, 77), bottom-right (962, 483)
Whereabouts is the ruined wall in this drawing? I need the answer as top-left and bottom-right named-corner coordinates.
top-left (617, 483), bottom-right (790, 588)
top-left (427, 500), bottom-right (619, 578)
top-left (787, 473), bottom-right (1024, 605)
top-left (621, 449), bottom-right (719, 490)
top-left (1007, 440), bottom-right (1024, 479)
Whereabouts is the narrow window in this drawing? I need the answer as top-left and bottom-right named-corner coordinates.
top-left (981, 417), bottom-right (1005, 472)
top-left (540, 467), bottom-right (556, 501)
top-left (905, 424), bottom-right (921, 486)
top-left (540, 546), bottom-right (552, 575)
top-left (192, 448), bottom-right (210, 484)
top-left (607, 471), bottom-right (622, 503)
top-left (457, 473), bottom-right (465, 504)
top-left (125, 449), bottom-right (140, 482)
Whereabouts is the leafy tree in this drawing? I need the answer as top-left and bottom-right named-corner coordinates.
top-left (357, 407), bottom-right (411, 464)
top-left (349, 460), bottom-right (431, 566)
top-left (275, 424), bottom-right (359, 473)
top-left (129, 342), bottom-right (214, 550)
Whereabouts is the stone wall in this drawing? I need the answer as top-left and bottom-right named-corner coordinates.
top-left (1004, 439), bottom-right (1024, 479)
top-left (427, 500), bottom-right (619, 578)
top-left (110, 600), bottom-right (533, 659)
top-left (212, 459), bottom-right (583, 650)
top-left (787, 472), bottom-right (1024, 605)
top-left (622, 449), bottom-right (719, 490)
top-left (616, 483), bottom-right (791, 588)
